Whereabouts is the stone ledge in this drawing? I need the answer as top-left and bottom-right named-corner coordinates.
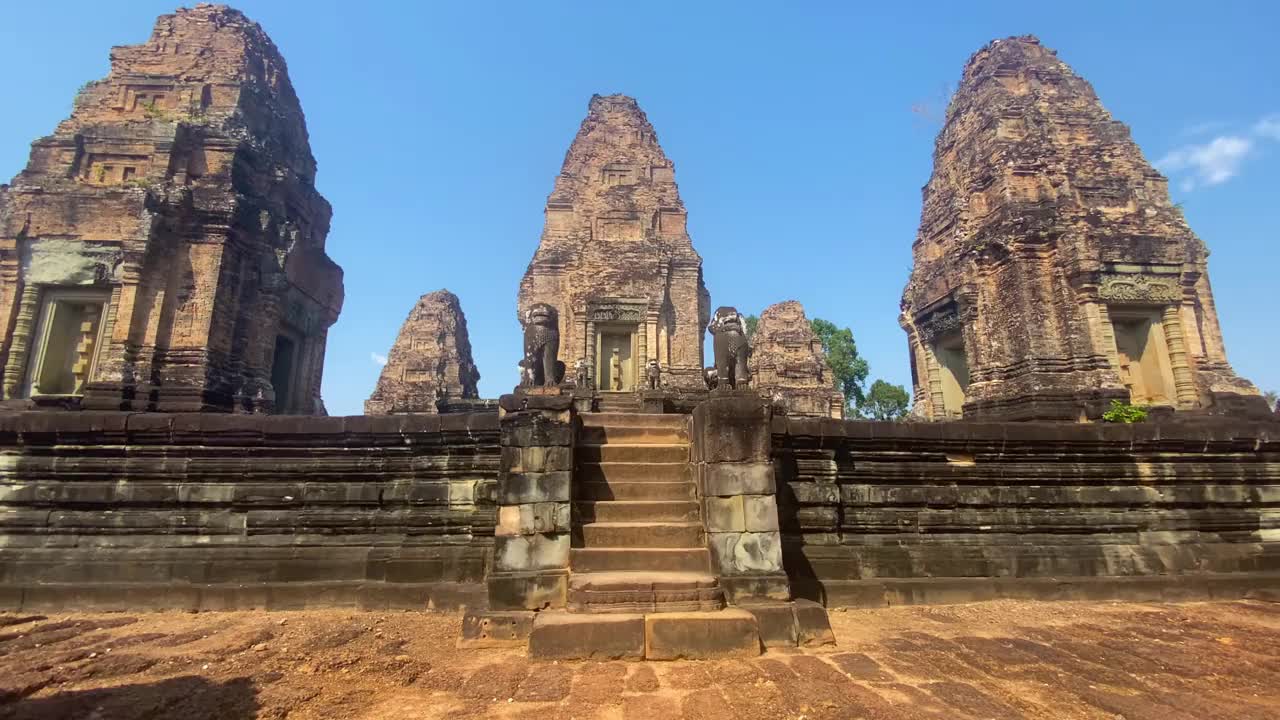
top-left (644, 608), bottom-right (761, 660)
top-left (802, 572), bottom-right (1280, 608)
top-left (528, 612), bottom-right (645, 660)
top-left (0, 580), bottom-right (484, 612)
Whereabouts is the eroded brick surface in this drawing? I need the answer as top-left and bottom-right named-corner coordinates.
top-left (900, 36), bottom-right (1263, 421)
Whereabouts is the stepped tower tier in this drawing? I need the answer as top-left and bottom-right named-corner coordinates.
top-left (518, 94), bottom-right (710, 393)
top-left (900, 36), bottom-right (1264, 421)
top-left (0, 5), bottom-right (343, 413)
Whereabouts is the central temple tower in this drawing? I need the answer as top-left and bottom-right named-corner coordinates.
top-left (518, 94), bottom-right (710, 392)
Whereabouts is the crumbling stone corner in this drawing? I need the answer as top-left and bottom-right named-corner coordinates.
top-left (692, 392), bottom-right (791, 602)
top-left (486, 393), bottom-right (575, 610)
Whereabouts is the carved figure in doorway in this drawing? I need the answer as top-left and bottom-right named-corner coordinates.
top-left (610, 348), bottom-right (623, 391)
top-left (647, 360), bottom-right (661, 390)
top-left (573, 358), bottom-right (589, 388)
top-left (709, 306), bottom-right (750, 389)
top-left (521, 303), bottom-right (561, 387)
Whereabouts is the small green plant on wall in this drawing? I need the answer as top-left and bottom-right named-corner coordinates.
top-left (1102, 399), bottom-right (1148, 423)
top-left (142, 99), bottom-right (167, 120)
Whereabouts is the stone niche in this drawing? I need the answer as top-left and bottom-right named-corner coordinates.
top-left (517, 94), bottom-right (711, 394)
top-left (900, 35), bottom-right (1265, 421)
top-left (365, 290), bottom-right (481, 414)
top-left (748, 301), bottom-right (844, 418)
top-left (0, 6), bottom-right (343, 414)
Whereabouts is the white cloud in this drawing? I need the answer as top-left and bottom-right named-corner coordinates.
top-left (370, 351), bottom-right (387, 366)
top-left (1254, 115), bottom-right (1280, 141)
top-left (1156, 135), bottom-right (1254, 191)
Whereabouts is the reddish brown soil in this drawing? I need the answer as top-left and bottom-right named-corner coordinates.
top-left (3, 599), bottom-right (1279, 719)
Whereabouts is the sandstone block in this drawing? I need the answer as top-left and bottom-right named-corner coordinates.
top-left (793, 598), bottom-right (836, 646)
top-left (643, 609), bottom-right (761, 660)
top-left (692, 394), bottom-right (772, 463)
top-left (708, 531), bottom-right (784, 576)
top-left (702, 463), bottom-right (775, 497)
top-left (496, 502), bottom-right (571, 536)
top-left (499, 471), bottom-right (571, 504)
top-left (704, 496), bottom-right (745, 532)
top-left (459, 610), bottom-right (534, 648)
top-left (486, 571), bottom-right (567, 611)
top-left (740, 602), bottom-right (799, 648)
top-left (529, 612), bottom-right (644, 660)
top-left (743, 495), bottom-right (780, 532)
top-left (494, 533), bottom-right (570, 572)
top-left (501, 446), bottom-right (572, 474)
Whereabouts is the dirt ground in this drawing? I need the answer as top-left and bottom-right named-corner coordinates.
top-left (2, 598), bottom-right (1279, 720)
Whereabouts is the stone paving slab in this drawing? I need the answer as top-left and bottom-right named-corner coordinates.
top-left (3, 598), bottom-right (1280, 719)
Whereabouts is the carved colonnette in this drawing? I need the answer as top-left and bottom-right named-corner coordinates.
top-left (773, 416), bottom-right (1280, 606)
top-left (0, 411), bottom-right (499, 611)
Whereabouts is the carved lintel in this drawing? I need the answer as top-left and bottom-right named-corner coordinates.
top-left (1097, 273), bottom-right (1181, 304)
top-left (917, 309), bottom-right (962, 344)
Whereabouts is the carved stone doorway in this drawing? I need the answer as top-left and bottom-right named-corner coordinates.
top-left (596, 326), bottom-right (636, 391)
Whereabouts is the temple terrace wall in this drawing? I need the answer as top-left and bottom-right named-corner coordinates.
top-left (0, 411), bottom-right (1277, 611)
top-left (774, 416), bottom-right (1280, 606)
top-left (0, 412), bottom-right (498, 611)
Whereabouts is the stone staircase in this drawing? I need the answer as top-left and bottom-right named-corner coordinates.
top-left (593, 391), bottom-right (642, 413)
top-left (526, 412), bottom-right (763, 659)
top-left (570, 413), bottom-right (724, 613)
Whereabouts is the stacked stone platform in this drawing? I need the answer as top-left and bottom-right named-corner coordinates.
top-left (0, 412), bottom-right (499, 611)
top-left (774, 415), bottom-right (1280, 606)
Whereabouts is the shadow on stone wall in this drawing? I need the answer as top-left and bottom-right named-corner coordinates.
top-left (0, 676), bottom-right (258, 720)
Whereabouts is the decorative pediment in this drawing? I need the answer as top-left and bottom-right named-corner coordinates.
top-left (1098, 273), bottom-right (1181, 304)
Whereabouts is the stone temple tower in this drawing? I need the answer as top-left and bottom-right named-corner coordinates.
top-left (518, 94), bottom-right (710, 393)
top-left (0, 5), bottom-right (343, 413)
top-left (900, 36), bottom-right (1264, 421)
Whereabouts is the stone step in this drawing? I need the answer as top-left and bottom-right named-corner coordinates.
top-left (528, 612), bottom-right (645, 660)
top-left (578, 425), bottom-right (689, 446)
top-left (571, 547), bottom-right (711, 573)
top-left (567, 571), bottom-right (724, 614)
top-left (577, 443), bottom-right (689, 464)
top-left (577, 480), bottom-right (695, 501)
top-left (576, 500), bottom-right (700, 523)
top-left (644, 609), bottom-right (762, 660)
top-left (594, 395), bottom-right (643, 413)
top-left (581, 413), bottom-right (689, 429)
top-left (577, 521), bottom-right (703, 548)
top-left (576, 462), bottom-right (694, 484)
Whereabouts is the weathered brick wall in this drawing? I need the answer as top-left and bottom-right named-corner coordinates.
top-left (773, 416), bottom-right (1280, 606)
top-left (0, 412), bottom-right (499, 611)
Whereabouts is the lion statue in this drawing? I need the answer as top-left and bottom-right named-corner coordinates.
top-left (521, 303), bottom-right (563, 388)
top-left (708, 306), bottom-right (750, 390)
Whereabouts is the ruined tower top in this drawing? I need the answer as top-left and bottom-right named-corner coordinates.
top-left (899, 35), bottom-right (1261, 421)
top-left (914, 32), bottom-right (1198, 283)
top-left (530, 93), bottom-right (700, 265)
top-left (0, 4), bottom-right (342, 413)
top-left (51, 3), bottom-right (319, 183)
top-left (518, 94), bottom-right (710, 391)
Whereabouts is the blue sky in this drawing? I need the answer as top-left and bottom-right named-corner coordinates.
top-left (2, 2), bottom-right (1277, 415)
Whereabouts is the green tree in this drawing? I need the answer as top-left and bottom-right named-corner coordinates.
top-left (744, 314), bottom-right (759, 339)
top-left (862, 380), bottom-right (911, 420)
top-left (809, 318), bottom-right (870, 408)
